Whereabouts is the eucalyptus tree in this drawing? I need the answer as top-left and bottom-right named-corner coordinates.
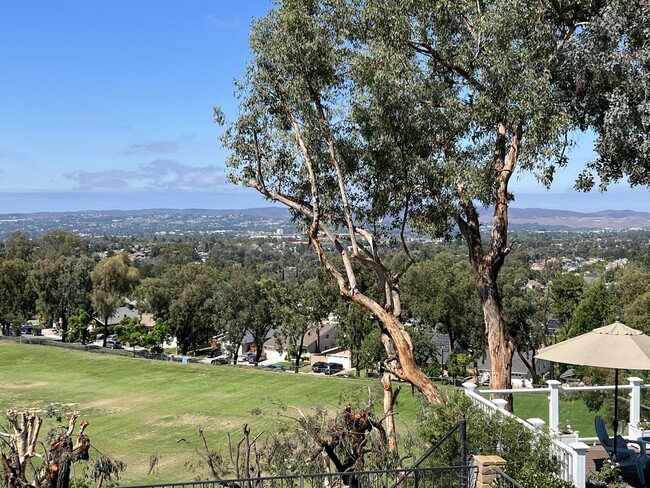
top-left (224, 0), bottom-right (645, 399)
top-left (217, 271), bottom-right (266, 363)
top-left (2, 231), bottom-right (35, 262)
top-left (223, 0), bottom-right (444, 405)
top-left (31, 255), bottom-right (95, 339)
top-left (401, 252), bottom-right (484, 354)
top-left (139, 263), bottom-right (222, 355)
top-left (550, 272), bottom-right (586, 327)
top-left (90, 253), bottom-right (139, 347)
top-left (36, 230), bottom-right (89, 259)
top-left (0, 258), bottom-right (34, 334)
top-left (564, 3), bottom-right (650, 193)
top-left (272, 269), bottom-right (337, 372)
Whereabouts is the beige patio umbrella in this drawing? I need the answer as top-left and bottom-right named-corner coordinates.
top-left (536, 321), bottom-right (650, 459)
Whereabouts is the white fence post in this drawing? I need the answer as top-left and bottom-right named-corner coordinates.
top-left (629, 377), bottom-right (643, 428)
top-left (547, 380), bottom-right (562, 431)
top-left (463, 381), bottom-right (478, 395)
top-left (493, 399), bottom-right (508, 412)
top-left (527, 418), bottom-right (545, 430)
top-left (570, 442), bottom-right (589, 488)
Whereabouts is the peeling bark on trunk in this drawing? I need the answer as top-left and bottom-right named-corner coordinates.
top-left (362, 297), bottom-right (444, 406)
top-left (382, 374), bottom-right (399, 456)
top-left (453, 124), bottom-right (522, 409)
top-left (479, 276), bottom-right (514, 408)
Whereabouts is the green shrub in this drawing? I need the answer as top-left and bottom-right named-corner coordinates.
top-left (516, 467), bottom-right (574, 487)
top-left (418, 391), bottom-right (565, 482)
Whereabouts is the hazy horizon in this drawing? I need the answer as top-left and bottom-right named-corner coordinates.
top-left (2, 186), bottom-right (650, 215)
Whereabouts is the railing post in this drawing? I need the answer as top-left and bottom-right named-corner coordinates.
top-left (492, 399), bottom-right (508, 412)
top-left (629, 377), bottom-right (643, 428)
top-left (527, 417), bottom-right (546, 430)
top-left (570, 442), bottom-right (589, 488)
top-left (547, 380), bottom-right (562, 431)
top-left (472, 455), bottom-right (506, 488)
top-left (462, 381), bottom-right (477, 395)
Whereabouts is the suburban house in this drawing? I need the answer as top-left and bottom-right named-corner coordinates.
top-left (265, 317), bottom-right (339, 358)
top-left (92, 299), bottom-right (154, 332)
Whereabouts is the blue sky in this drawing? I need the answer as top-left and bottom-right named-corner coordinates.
top-left (1, 1), bottom-right (648, 214)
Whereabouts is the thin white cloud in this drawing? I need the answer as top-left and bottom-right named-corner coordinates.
top-left (143, 158), bottom-right (194, 177)
top-left (183, 174), bottom-right (227, 188)
top-left (120, 141), bottom-right (178, 155)
top-left (64, 170), bottom-right (145, 188)
top-left (64, 160), bottom-right (227, 190)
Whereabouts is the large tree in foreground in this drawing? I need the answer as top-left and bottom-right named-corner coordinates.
top-left (223, 0), bottom-right (444, 406)
top-left (223, 0), bottom-right (647, 401)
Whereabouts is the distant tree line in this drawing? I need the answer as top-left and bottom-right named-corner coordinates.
top-left (3, 228), bottom-right (650, 383)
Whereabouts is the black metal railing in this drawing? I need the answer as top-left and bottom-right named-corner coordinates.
top-left (492, 468), bottom-right (525, 488)
top-left (125, 465), bottom-right (478, 488)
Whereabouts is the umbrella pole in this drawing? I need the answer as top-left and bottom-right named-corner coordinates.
top-left (614, 368), bottom-right (619, 461)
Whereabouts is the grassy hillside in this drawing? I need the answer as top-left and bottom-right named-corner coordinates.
top-left (0, 342), bottom-right (425, 485)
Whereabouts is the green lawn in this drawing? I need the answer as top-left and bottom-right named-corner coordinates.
top-left (513, 391), bottom-right (605, 437)
top-left (0, 342), bottom-right (424, 485)
top-left (3, 342), bottom-right (603, 484)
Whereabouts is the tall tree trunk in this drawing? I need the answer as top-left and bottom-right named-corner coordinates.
top-left (60, 315), bottom-right (69, 342)
top-left (361, 297), bottom-right (444, 405)
top-left (102, 318), bottom-right (108, 348)
top-left (454, 124), bottom-right (521, 408)
top-left (382, 373), bottom-right (399, 456)
top-left (479, 276), bottom-right (514, 408)
top-left (294, 333), bottom-right (306, 373)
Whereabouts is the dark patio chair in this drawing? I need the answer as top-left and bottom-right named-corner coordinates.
top-left (595, 415), bottom-right (648, 485)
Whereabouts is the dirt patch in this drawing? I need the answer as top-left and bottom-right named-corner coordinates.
top-left (84, 395), bottom-right (155, 414)
top-left (151, 413), bottom-right (243, 431)
top-left (4, 381), bottom-right (51, 389)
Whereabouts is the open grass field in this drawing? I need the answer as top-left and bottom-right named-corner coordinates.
top-left (1, 342), bottom-right (606, 484)
top-left (0, 342), bottom-right (425, 485)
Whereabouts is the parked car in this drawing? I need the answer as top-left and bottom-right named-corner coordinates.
top-left (264, 364), bottom-right (286, 372)
top-left (312, 361), bottom-right (326, 373)
top-left (323, 362), bottom-right (344, 375)
top-left (237, 352), bottom-right (255, 363)
top-left (207, 347), bottom-right (222, 358)
top-left (105, 339), bottom-right (122, 349)
top-left (20, 326), bottom-right (33, 335)
top-left (247, 354), bottom-right (267, 363)
top-left (211, 357), bottom-right (229, 365)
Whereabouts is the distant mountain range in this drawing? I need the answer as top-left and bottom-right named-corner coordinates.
top-left (1, 207), bottom-right (650, 239)
top-left (4, 207), bottom-right (292, 220)
top-left (497, 208), bottom-right (650, 230)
